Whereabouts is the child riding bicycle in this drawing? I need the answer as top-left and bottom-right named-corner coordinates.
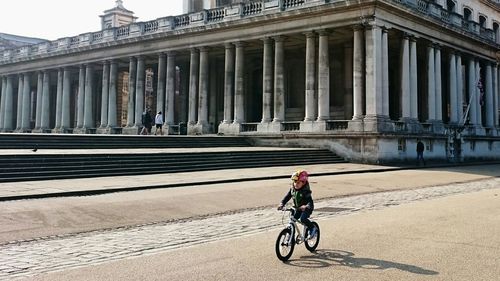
top-left (277, 170), bottom-right (317, 239)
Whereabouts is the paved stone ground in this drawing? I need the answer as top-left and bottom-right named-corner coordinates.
top-left (0, 178), bottom-right (498, 281)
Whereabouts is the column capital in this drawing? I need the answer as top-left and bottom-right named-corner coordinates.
top-left (167, 50), bottom-right (177, 57)
top-left (190, 48), bottom-right (199, 54)
top-left (352, 24), bottom-right (365, 31)
top-left (317, 29), bottom-right (332, 36)
top-left (272, 35), bottom-right (287, 42)
top-left (198, 46), bottom-right (210, 52)
top-left (261, 37), bottom-right (273, 43)
top-left (233, 41), bottom-right (247, 48)
top-left (158, 52), bottom-right (167, 58)
top-left (304, 31), bottom-right (316, 38)
top-left (224, 43), bottom-right (235, 49)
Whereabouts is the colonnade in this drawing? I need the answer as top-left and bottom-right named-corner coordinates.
top-left (0, 24), bottom-right (499, 135)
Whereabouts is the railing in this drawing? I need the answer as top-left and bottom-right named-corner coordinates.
top-left (241, 123), bottom-right (258, 132)
top-left (143, 20), bottom-right (159, 34)
top-left (326, 120), bottom-right (349, 131)
top-left (282, 122), bottom-right (300, 131)
top-left (116, 26), bottom-right (130, 38)
top-left (242, 2), bottom-right (263, 16)
top-left (2, 0), bottom-right (499, 63)
top-left (394, 121), bottom-right (407, 132)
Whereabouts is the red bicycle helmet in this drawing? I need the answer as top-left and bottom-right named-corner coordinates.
top-left (291, 170), bottom-right (308, 183)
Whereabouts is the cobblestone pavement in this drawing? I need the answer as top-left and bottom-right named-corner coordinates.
top-left (0, 178), bottom-right (498, 280)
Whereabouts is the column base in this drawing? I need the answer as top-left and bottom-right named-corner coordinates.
top-left (122, 126), bottom-right (141, 135)
top-left (96, 127), bottom-right (123, 134)
top-left (347, 119), bottom-right (364, 132)
top-left (300, 120), bottom-right (326, 133)
top-left (217, 122), bottom-right (241, 135)
top-left (15, 129), bottom-right (32, 133)
top-left (73, 127), bottom-right (96, 134)
top-left (32, 128), bottom-right (53, 134)
top-left (188, 121), bottom-right (212, 135)
top-left (364, 115), bottom-right (393, 132)
top-left (257, 122), bottom-right (282, 134)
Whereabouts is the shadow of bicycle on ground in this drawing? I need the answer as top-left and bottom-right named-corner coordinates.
top-left (285, 249), bottom-right (438, 275)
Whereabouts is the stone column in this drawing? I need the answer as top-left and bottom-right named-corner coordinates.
top-left (233, 42), bottom-right (245, 125)
top-left (34, 72), bottom-right (43, 131)
top-left (494, 64), bottom-right (499, 127)
top-left (83, 64), bottom-right (95, 130)
top-left (134, 56), bottom-right (145, 127)
top-left (475, 60), bottom-right (483, 127)
top-left (54, 69), bottom-right (63, 130)
top-left (317, 30), bottom-right (330, 122)
top-left (485, 62), bottom-right (494, 127)
top-left (195, 46), bottom-right (210, 134)
top-left (468, 58), bottom-right (478, 126)
top-left (188, 49), bottom-right (199, 127)
top-left (16, 74), bottom-right (23, 131)
top-left (76, 66), bottom-right (85, 129)
top-left (410, 37), bottom-right (418, 120)
top-left (352, 26), bottom-right (364, 121)
top-left (427, 44), bottom-right (436, 121)
top-left (20, 72), bottom-right (31, 131)
top-left (273, 36), bottom-right (285, 124)
top-left (126, 57), bottom-right (137, 127)
top-left (492, 64), bottom-right (498, 128)
top-left (304, 31), bottom-right (316, 122)
top-left (381, 28), bottom-right (390, 118)
top-left (156, 53), bottom-right (166, 116)
top-left (165, 52), bottom-right (176, 127)
top-left (0, 77), bottom-right (6, 131)
top-left (344, 43), bottom-right (353, 120)
top-left (61, 67), bottom-right (71, 131)
top-left (400, 34), bottom-right (411, 120)
top-left (435, 46), bottom-right (443, 122)
top-left (99, 61), bottom-right (110, 130)
top-left (261, 37), bottom-right (273, 123)
top-left (456, 54), bottom-right (464, 124)
top-left (41, 71), bottom-right (51, 131)
top-left (449, 52), bottom-right (458, 124)
top-left (219, 44), bottom-right (234, 134)
top-left (108, 60), bottom-right (118, 128)
top-left (3, 76), bottom-right (14, 131)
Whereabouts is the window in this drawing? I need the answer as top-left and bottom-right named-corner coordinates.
top-left (398, 139), bottom-right (407, 152)
top-left (463, 8), bottom-right (472, 21)
top-left (479, 15), bottom-right (487, 28)
top-left (446, 0), bottom-right (455, 12)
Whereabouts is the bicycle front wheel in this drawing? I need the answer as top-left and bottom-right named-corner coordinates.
top-left (305, 222), bottom-right (320, 252)
top-left (275, 228), bottom-right (294, 262)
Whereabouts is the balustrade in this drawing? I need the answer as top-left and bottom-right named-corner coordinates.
top-left (283, 0), bottom-right (305, 9)
top-left (326, 120), bottom-right (349, 131)
top-left (242, 2), bottom-right (262, 16)
top-left (207, 8), bottom-right (225, 22)
top-left (116, 26), bottom-right (130, 38)
top-left (143, 21), bottom-right (159, 33)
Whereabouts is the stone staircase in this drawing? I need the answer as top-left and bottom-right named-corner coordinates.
top-left (0, 134), bottom-right (347, 182)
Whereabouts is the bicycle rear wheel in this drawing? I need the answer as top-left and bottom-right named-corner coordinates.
top-left (305, 222), bottom-right (320, 252)
top-left (275, 228), bottom-right (295, 261)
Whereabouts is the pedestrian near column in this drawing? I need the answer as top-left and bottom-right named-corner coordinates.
top-left (140, 109), bottom-right (153, 135)
top-left (154, 111), bottom-right (163, 135)
top-left (416, 139), bottom-right (425, 166)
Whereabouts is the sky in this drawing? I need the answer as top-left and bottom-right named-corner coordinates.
top-left (0, 0), bottom-right (184, 40)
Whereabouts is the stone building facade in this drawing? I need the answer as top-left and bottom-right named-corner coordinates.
top-left (0, 0), bottom-right (499, 163)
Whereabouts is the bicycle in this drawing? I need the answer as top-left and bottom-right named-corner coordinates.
top-left (275, 207), bottom-right (320, 261)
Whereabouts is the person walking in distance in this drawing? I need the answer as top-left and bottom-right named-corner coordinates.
top-left (154, 111), bottom-right (164, 135)
top-left (416, 139), bottom-right (425, 166)
top-left (140, 109), bottom-right (153, 135)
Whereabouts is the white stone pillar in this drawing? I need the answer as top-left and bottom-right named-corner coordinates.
top-left (449, 52), bottom-right (458, 123)
top-left (61, 67), bottom-right (71, 130)
top-left (233, 42), bottom-right (245, 124)
top-left (0, 77), bottom-right (6, 131)
top-left (475, 60), bottom-right (483, 127)
top-left (317, 30), bottom-right (330, 121)
top-left (222, 44), bottom-right (234, 124)
top-left (126, 57), bottom-right (136, 127)
top-left (165, 52), bottom-right (176, 125)
top-left (34, 72), bottom-right (43, 130)
top-left (365, 25), bottom-right (384, 124)
top-left (262, 37), bottom-right (273, 123)
top-left (381, 28), bottom-right (389, 117)
top-left (54, 69), bottom-right (63, 130)
top-left (352, 26), bottom-right (364, 120)
top-left (197, 47), bottom-right (209, 129)
top-left (156, 53), bottom-right (166, 116)
top-left (16, 74), bottom-right (23, 130)
top-left (21, 72), bottom-right (31, 131)
top-left (435, 46), bottom-right (443, 121)
top-left (456, 54), bottom-right (464, 124)
top-left (344, 44), bottom-right (353, 120)
top-left (400, 35), bottom-right (411, 119)
top-left (3, 76), bottom-right (14, 131)
top-left (468, 58), bottom-right (478, 126)
top-left (485, 62), bottom-right (494, 127)
top-left (188, 49), bottom-right (199, 126)
top-left (76, 66), bottom-right (85, 129)
top-left (273, 36), bottom-right (285, 123)
top-left (410, 37), bottom-right (418, 120)
top-left (83, 64), bottom-right (95, 129)
top-left (493, 64), bottom-right (499, 127)
top-left (134, 57), bottom-right (145, 127)
top-left (100, 61), bottom-right (110, 129)
top-left (304, 32), bottom-right (316, 122)
top-left (108, 61), bottom-right (118, 128)
top-left (427, 44), bottom-right (436, 121)
top-left (41, 71), bottom-right (51, 130)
